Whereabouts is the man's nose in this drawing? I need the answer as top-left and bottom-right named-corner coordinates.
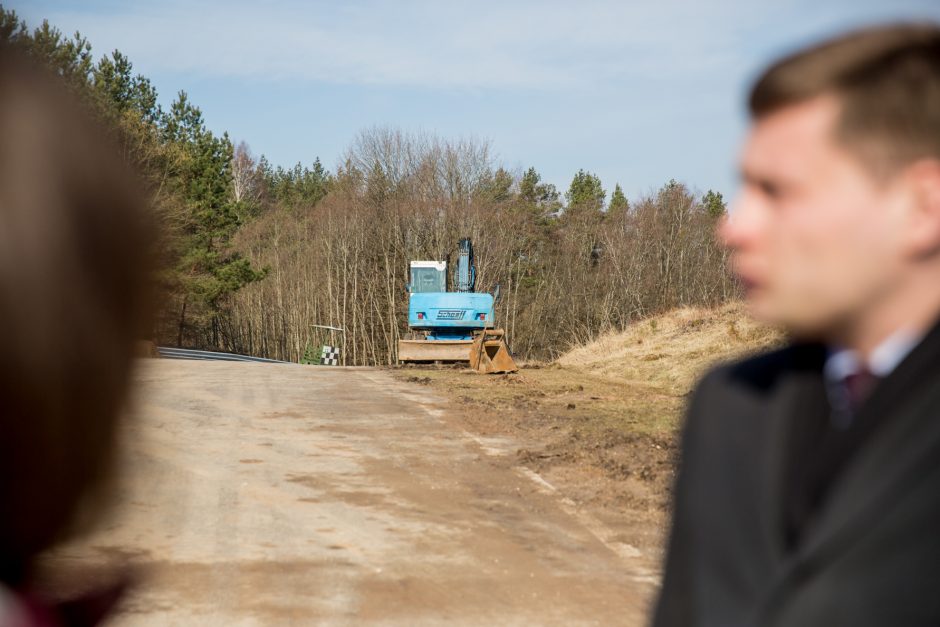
top-left (717, 213), bottom-right (734, 249)
top-left (719, 194), bottom-right (759, 251)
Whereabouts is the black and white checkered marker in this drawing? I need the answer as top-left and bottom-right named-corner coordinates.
top-left (320, 345), bottom-right (340, 366)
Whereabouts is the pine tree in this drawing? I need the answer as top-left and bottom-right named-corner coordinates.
top-left (566, 169), bottom-right (605, 213)
top-left (608, 183), bottom-right (629, 213)
top-left (163, 92), bottom-right (264, 343)
top-left (92, 51), bottom-right (160, 123)
top-left (520, 167), bottom-right (541, 204)
top-left (265, 158), bottom-right (332, 209)
top-left (702, 189), bottom-right (727, 218)
top-left (517, 166), bottom-right (561, 217)
top-left (475, 167), bottom-right (514, 204)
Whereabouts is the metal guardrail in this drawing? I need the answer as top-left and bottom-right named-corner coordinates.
top-left (156, 347), bottom-right (291, 364)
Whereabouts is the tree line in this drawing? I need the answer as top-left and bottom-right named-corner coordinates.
top-left (1, 8), bottom-right (739, 364)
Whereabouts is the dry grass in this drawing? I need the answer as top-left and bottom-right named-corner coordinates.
top-left (556, 301), bottom-right (782, 396)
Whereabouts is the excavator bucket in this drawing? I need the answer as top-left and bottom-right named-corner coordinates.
top-left (469, 329), bottom-right (518, 374)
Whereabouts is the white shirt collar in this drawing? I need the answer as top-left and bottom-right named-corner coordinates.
top-left (824, 327), bottom-right (923, 382)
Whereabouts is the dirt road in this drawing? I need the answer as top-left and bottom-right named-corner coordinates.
top-left (43, 360), bottom-right (657, 625)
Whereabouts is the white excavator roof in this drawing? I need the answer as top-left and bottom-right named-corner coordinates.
top-left (410, 261), bottom-right (446, 271)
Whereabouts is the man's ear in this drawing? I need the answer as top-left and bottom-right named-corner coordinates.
top-left (903, 159), bottom-right (940, 259)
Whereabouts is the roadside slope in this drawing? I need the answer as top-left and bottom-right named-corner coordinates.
top-left (556, 301), bottom-right (780, 395)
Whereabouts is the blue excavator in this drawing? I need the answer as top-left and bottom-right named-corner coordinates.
top-left (398, 238), bottom-right (517, 373)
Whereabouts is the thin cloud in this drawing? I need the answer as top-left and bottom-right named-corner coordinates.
top-left (37, 0), bottom-right (759, 90)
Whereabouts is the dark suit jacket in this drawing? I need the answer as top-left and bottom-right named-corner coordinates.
top-left (652, 320), bottom-right (940, 626)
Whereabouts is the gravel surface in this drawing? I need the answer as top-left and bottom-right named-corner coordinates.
top-left (40, 360), bottom-right (655, 626)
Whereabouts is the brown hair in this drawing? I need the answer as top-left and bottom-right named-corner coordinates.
top-left (749, 22), bottom-right (940, 176)
top-left (0, 49), bottom-right (155, 584)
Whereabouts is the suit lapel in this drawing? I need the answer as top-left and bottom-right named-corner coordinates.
top-left (795, 385), bottom-right (940, 567)
top-left (758, 389), bottom-right (790, 563)
top-left (758, 344), bottom-right (829, 564)
top-left (792, 319), bottom-right (940, 567)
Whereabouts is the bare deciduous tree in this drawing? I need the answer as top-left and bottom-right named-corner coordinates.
top-left (231, 141), bottom-right (262, 207)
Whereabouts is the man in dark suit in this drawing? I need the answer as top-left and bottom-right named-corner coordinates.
top-left (652, 23), bottom-right (940, 627)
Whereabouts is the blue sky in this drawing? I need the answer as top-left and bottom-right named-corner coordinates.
top-left (12, 0), bottom-right (940, 202)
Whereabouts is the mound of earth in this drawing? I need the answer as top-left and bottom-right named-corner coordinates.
top-left (556, 301), bottom-right (781, 395)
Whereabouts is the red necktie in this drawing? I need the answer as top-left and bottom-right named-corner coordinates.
top-left (843, 368), bottom-right (878, 410)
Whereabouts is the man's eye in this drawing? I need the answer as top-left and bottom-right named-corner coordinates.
top-left (759, 181), bottom-right (782, 199)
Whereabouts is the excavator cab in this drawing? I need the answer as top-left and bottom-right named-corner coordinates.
top-left (409, 261), bottom-right (446, 294)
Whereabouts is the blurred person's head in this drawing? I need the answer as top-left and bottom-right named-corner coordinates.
top-left (721, 23), bottom-right (940, 352)
top-left (0, 48), bottom-right (154, 585)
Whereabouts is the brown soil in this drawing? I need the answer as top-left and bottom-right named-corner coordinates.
top-left (393, 302), bottom-right (781, 559)
top-left (392, 366), bottom-right (680, 559)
